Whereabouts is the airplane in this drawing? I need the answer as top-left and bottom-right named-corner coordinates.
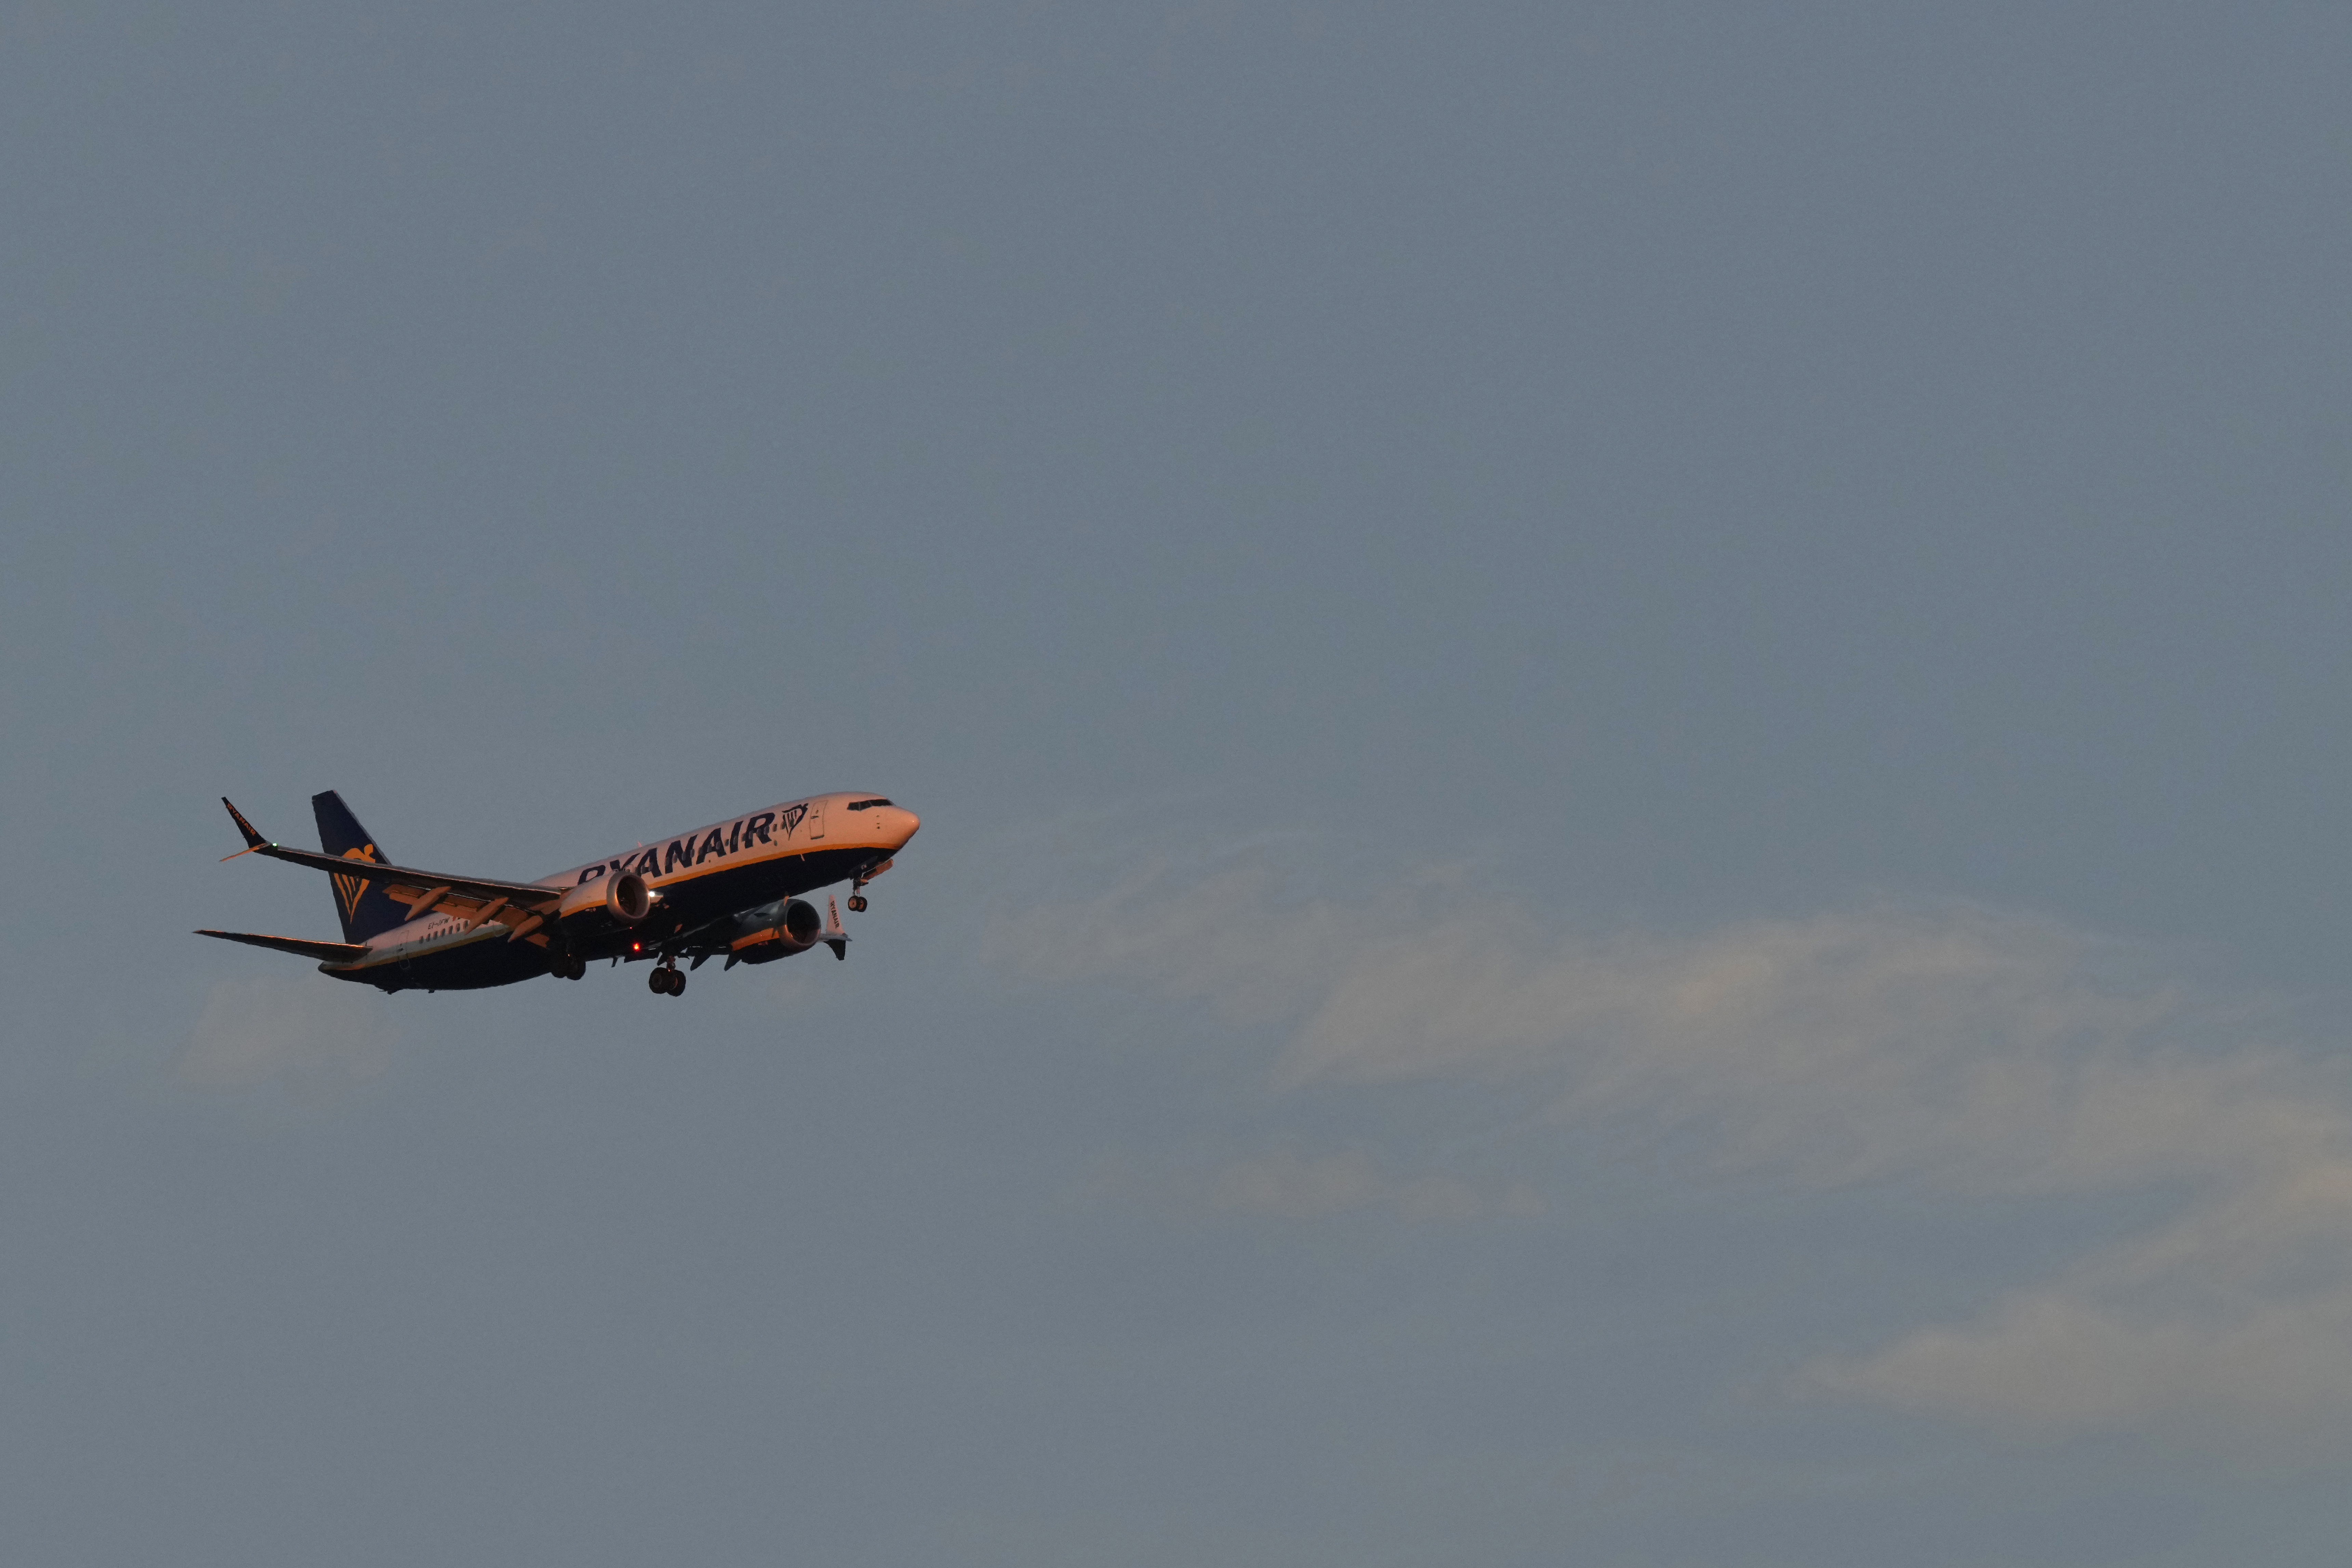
top-left (197, 789), bottom-right (920, 996)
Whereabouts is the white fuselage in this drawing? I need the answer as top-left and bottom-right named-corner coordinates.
top-left (333, 792), bottom-right (919, 989)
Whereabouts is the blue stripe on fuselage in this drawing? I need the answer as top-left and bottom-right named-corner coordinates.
top-left (327, 845), bottom-right (878, 992)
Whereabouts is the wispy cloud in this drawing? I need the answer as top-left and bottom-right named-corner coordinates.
top-left (1063, 1144), bottom-right (1544, 1226)
top-left (1205, 1147), bottom-right (1543, 1224)
top-left (986, 846), bottom-right (2352, 1448)
top-left (180, 974), bottom-right (400, 1106)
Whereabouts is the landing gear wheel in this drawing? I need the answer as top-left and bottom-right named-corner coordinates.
top-left (667, 967), bottom-right (686, 996)
top-left (846, 894), bottom-right (867, 913)
top-left (649, 967), bottom-right (674, 995)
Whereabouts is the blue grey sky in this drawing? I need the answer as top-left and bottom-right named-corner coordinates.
top-left (8, 4), bottom-right (2352, 1563)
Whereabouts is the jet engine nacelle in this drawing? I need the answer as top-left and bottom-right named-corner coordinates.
top-left (728, 898), bottom-right (823, 965)
top-left (557, 870), bottom-right (653, 928)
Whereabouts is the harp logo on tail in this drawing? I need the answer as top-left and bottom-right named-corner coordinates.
top-left (332, 845), bottom-right (380, 921)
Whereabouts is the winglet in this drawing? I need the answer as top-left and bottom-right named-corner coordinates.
top-left (823, 895), bottom-right (848, 961)
top-left (220, 797), bottom-right (270, 860)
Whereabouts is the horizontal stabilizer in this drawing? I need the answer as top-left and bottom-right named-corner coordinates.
top-left (195, 929), bottom-right (368, 964)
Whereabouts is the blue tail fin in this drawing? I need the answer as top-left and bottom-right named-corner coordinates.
top-left (313, 790), bottom-right (408, 943)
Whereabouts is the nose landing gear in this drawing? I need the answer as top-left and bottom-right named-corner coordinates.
top-left (845, 858), bottom-right (891, 915)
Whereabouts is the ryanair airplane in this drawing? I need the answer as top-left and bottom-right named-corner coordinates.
top-left (198, 790), bottom-right (920, 996)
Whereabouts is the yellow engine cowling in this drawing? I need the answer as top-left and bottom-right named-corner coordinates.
top-left (557, 870), bottom-right (652, 931)
top-left (728, 899), bottom-right (823, 965)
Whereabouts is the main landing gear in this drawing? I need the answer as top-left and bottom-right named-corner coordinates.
top-left (549, 954), bottom-right (587, 981)
top-left (649, 963), bottom-right (686, 997)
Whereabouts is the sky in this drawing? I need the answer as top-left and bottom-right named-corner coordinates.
top-left (7, 3), bottom-right (2352, 1562)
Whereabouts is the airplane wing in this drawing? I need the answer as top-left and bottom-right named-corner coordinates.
top-left (195, 929), bottom-right (369, 963)
top-left (219, 798), bottom-right (564, 926)
top-left (248, 840), bottom-right (557, 906)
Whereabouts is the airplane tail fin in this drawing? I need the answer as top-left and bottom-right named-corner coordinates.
top-left (312, 791), bottom-right (409, 943)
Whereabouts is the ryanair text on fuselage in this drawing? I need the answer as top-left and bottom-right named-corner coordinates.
top-left (198, 789), bottom-right (921, 997)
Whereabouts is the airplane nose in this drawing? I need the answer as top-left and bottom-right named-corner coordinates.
top-left (892, 807), bottom-right (921, 846)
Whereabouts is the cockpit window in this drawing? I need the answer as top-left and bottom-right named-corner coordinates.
top-left (846, 798), bottom-right (893, 811)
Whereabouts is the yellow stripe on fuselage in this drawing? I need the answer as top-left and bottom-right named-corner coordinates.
top-left (334, 841), bottom-right (869, 970)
